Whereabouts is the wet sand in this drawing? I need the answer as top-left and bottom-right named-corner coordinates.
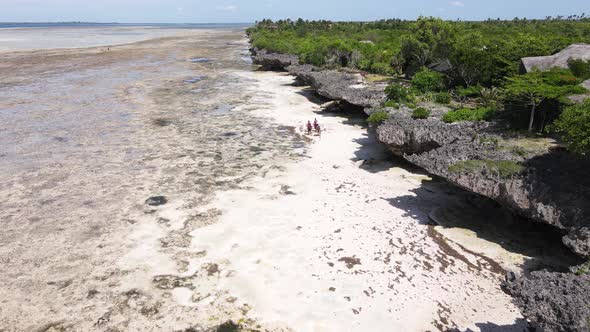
top-left (0, 28), bottom-right (575, 331)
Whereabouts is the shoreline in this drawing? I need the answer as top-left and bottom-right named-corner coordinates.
top-left (184, 71), bottom-right (527, 331)
top-left (249, 47), bottom-right (590, 331)
top-left (0, 29), bottom-right (579, 331)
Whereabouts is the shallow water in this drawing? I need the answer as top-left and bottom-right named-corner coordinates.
top-left (0, 25), bottom-right (245, 52)
top-left (0, 28), bottom-right (307, 331)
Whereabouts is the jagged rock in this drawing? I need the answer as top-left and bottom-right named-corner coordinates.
top-left (376, 109), bottom-right (590, 259)
top-left (564, 228), bottom-right (590, 258)
top-left (502, 271), bottom-right (590, 332)
top-left (252, 49), bottom-right (299, 70)
top-left (294, 69), bottom-right (386, 108)
top-left (251, 48), bottom-right (590, 259)
top-left (251, 50), bottom-right (385, 107)
top-left (520, 43), bottom-right (590, 72)
top-left (145, 196), bottom-right (167, 206)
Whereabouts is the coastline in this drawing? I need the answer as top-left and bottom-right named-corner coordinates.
top-left (183, 71), bottom-right (527, 331)
top-left (0, 28), bottom-right (578, 331)
top-left (249, 48), bottom-right (590, 331)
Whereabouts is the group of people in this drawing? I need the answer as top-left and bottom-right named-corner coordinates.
top-left (306, 118), bottom-right (321, 135)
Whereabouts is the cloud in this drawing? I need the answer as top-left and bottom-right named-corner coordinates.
top-left (449, 1), bottom-right (465, 7)
top-left (216, 5), bottom-right (238, 12)
top-left (176, 7), bottom-right (184, 14)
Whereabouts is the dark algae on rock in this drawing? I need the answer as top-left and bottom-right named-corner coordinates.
top-left (503, 271), bottom-right (590, 332)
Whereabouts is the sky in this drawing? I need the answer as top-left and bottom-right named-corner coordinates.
top-left (1, 0), bottom-right (589, 23)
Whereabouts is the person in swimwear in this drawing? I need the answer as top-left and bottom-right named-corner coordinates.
top-left (313, 118), bottom-right (321, 134)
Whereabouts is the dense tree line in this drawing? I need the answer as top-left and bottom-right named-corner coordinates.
top-left (248, 17), bottom-right (590, 154)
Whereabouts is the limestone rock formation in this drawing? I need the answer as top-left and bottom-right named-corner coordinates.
top-left (252, 48), bottom-right (300, 70)
top-left (375, 108), bottom-right (590, 259)
top-left (503, 271), bottom-right (590, 332)
top-left (520, 43), bottom-right (590, 72)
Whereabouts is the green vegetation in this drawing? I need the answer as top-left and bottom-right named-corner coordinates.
top-left (574, 261), bottom-right (590, 275)
top-left (568, 58), bottom-right (590, 80)
top-left (411, 68), bottom-right (446, 93)
top-left (442, 107), bottom-right (497, 123)
top-left (248, 17), bottom-right (590, 85)
top-left (384, 84), bottom-right (415, 105)
top-left (412, 107), bottom-right (431, 119)
top-left (249, 16), bottom-right (590, 150)
top-left (552, 100), bottom-right (590, 155)
top-left (448, 159), bottom-right (525, 178)
top-left (367, 110), bottom-right (390, 124)
top-left (503, 68), bottom-right (586, 132)
top-left (434, 91), bottom-right (452, 104)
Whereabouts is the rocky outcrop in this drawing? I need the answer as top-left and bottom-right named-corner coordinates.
top-left (376, 108), bottom-right (590, 259)
top-left (251, 49), bottom-right (590, 257)
top-left (520, 43), bottom-right (590, 73)
top-left (251, 47), bottom-right (590, 330)
top-left (503, 271), bottom-right (590, 332)
top-left (252, 48), bottom-right (299, 70)
top-left (293, 69), bottom-right (387, 108)
top-left (252, 50), bottom-right (386, 108)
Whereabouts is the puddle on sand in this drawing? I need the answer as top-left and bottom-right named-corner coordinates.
top-left (184, 76), bottom-right (207, 84)
top-left (190, 57), bottom-right (212, 63)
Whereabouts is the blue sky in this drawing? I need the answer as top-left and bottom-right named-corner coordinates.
top-left (1, 0), bottom-right (589, 23)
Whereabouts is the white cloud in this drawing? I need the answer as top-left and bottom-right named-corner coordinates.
top-left (216, 5), bottom-right (238, 12)
top-left (449, 1), bottom-right (465, 7)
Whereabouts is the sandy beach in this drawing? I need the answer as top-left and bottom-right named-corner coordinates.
top-left (1, 27), bottom-right (574, 331)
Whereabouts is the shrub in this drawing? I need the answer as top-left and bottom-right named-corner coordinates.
top-left (412, 107), bottom-right (431, 119)
top-left (568, 58), bottom-right (590, 80)
top-left (574, 261), bottom-right (590, 276)
top-left (442, 107), bottom-right (497, 123)
top-left (384, 84), bottom-right (415, 104)
top-left (479, 87), bottom-right (501, 108)
top-left (383, 100), bottom-right (399, 108)
top-left (541, 68), bottom-right (582, 86)
top-left (456, 85), bottom-right (483, 97)
top-left (552, 100), bottom-right (590, 155)
top-left (371, 62), bottom-right (395, 75)
top-left (367, 110), bottom-right (390, 125)
top-left (411, 68), bottom-right (446, 93)
top-left (434, 91), bottom-right (451, 104)
top-left (448, 159), bottom-right (524, 178)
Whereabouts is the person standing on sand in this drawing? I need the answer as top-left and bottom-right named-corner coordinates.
top-left (306, 121), bottom-right (313, 135)
top-left (313, 118), bottom-right (321, 135)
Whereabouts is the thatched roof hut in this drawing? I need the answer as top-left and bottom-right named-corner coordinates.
top-left (520, 43), bottom-right (590, 73)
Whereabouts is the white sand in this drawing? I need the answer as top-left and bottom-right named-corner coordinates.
top-left (184, 72), bottom-right (525, 331)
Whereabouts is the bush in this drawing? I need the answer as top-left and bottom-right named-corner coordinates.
top-left (384, 84), bottom-right (415, 104)
top-left (541, 68), bottom-right (582, 86)
top-left (442, 107), bottom-right (497, 123)
top-left (383, 100), bottom-right (399, 108)
top-left (411, 68), bottom-right (446, 93)
top-left (568, 58), bottom-right (590, 80)
top-left (552, 100), bottom-right (590, 155)
top-left (367, 110), bottom-right (390, 125)
top-left (412, 107), bottom-right (431, 119)
top-left (434, 91), bottom-right (452, 104)
top-left (456, 85), bottom-right (483, 97)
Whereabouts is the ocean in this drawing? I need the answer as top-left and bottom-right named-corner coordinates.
top-left (0, 23), bottom-right (251, 52)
